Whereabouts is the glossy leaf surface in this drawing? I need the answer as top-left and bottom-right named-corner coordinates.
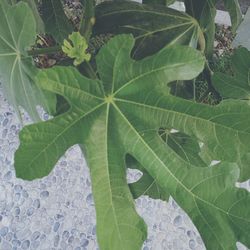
top-left (15, 35), bottom-right (250, 250)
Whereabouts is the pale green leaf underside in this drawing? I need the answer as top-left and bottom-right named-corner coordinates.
top-left (15, 35), bottom-right (250, 250)
top-left (0, 1), bottom-right (55, 121)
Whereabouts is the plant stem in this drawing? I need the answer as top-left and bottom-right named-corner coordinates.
top-left (84, 62), bottom-right (97, 79)
top-left (198, 27), bottom-right (206, 53)
top-left (79, 0), bottom-right (96, 41)
top-left (27, 46), bottom-right (62, 56)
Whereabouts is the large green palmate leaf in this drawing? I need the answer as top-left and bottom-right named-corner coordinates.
top-left (15, 35), bottom-right (250, 249)
top-left (184, 0), bottom-right (242, 56)
top-left (212, 47), bottom-right (250, 100)
top-left (0, 1), bottom-right (55, 121)
top-left (40, 0), bottom-right (73, 43)
top-left (94, 1), bottom-right (201, 59)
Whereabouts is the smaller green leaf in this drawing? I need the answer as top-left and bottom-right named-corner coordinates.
top-left (223, 0), bottom-right (242, 33)
top-left (62, 32), bottom-right (91, 66)
top-left (212, 47), bottom-right (250, 100)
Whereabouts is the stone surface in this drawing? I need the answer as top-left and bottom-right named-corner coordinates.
top-left (0, 83), bottom-right (249, 250)
top-left (233, 7), bottom-right (250, 49)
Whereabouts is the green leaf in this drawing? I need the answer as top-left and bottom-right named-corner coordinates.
top-left (62, 32), bottom-right (91, 66)
top-left (212, 47), bottom-right (250, 100)
top-left (0, 1), bottom-right (55, 121)
top-left (165, 131), bottom-right (207, 168)
top-left (127, 155), bottom-right (170, 200)
top-left (184, 0), bottom-right (216, 56)
top-left (15, 34), bottom-right (250, 249)
top-left (21, 0), bottom-right (45, 33)
top-left (40, 0), bottom-right (73, 43)
top-left (94, 1), bottom-right (200, 59)
top-left (223, 0), bottom-right (242, 33)
top-left (129, 130), bottom-right (207, 201)
top-left (142, 0), bottom-right (176, 5)
top-left (184, 0), bottom-right (242, 54)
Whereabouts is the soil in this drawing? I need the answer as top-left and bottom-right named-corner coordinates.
top-left (216, 0), bottom-right (250, 14)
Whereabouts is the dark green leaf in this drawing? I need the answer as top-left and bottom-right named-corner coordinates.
top-left (212, 47), bottom-right (250, 100)
top-left (94, 1), bottom-right (200, 59)
top-left (40, 0), bottom-right (73, 43)
top-left (143, 0), bottom-right (176, 5)
top-left (184, 0), bottom-right (216, 56)
top-left (166, 131), bottom-right (207, 167)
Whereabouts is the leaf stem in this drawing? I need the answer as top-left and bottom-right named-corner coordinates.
top-left (78, 62), bottom-right (97, 79)
top-left (198, 27), bottom-right (206, 53)
top-left (79, 0), bottom-right (96, 41)
top-left (27, 46), bottom-right (62, 56)
top-left (198, 60), bottom-right (219, 102)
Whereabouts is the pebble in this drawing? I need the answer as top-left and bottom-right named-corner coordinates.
top-left (31, 231), bottom-right (40, 241)
top-left (12, 239), bottom-right (21, 247)
top-left (173, 215), bottom-right (182, 227)
top-left (0, 226), bottom-right (8, 236)
top-left (14, 185), bottom-right (23, 193)
top-left (16, 229), bottom-right (31, 241)
top-left (3, 171), bottom-right (12, 181)
top-left (62, 231), bottom-right (70, 240)
top-left (33, 199), bottom-right (40, 209)
top-left (26, 207), bottom-right (34, 216)
top-left (14, 207), bottom-right (20, 216)
top-left (81, 238), bottom-right (89, 247)
top-left (40, 191), bottom-right (49, 198)
top-left (68, 235), bottom-right (74, 244)
top-left (54, 235), bottom-right (60, 247)
top-left (31, 240), bottom-right (40, 249)
top-left (1, 241), bottom-right (12, 250)
top-left (53, 222), bottom-right (60, 232)
top-left (86, 194), bottom-right (93, 205)
top-left (21, 240), bottom-right (30, 250)
top-left (189, 239), bottom-right (196, 249)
